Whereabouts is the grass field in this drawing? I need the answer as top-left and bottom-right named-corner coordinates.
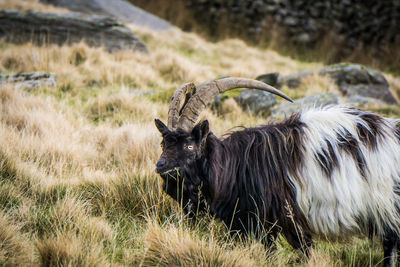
top-left (1, 1), bottom-right (400, 266)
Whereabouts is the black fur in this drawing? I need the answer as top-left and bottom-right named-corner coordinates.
top-left (314, 139), bottom-right (338, 179)
top-left (394, 121), bottom-right (400, 144)
top-left (383, 229), bottom-right (400, 267)
top-left (156, 115), bottom-right (314, 253)
top-left (336, 129), bottom-right (368, 180)
top-left (346, 109), bottom-right (385, 149)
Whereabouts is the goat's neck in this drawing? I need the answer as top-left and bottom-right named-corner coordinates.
top-left (200, 133), bottom-right (225, 202)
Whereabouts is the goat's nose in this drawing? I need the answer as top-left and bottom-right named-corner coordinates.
top-left (156, 160), bottom-right (166, 169)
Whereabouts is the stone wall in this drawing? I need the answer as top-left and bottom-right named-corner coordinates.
top-left (182, 1), bottom-right (399, 46)
top-left (132, 0), bottom-right (400, 67)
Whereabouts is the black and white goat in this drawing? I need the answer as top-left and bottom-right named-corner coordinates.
top-left (154, 77), bottom-right (400, 266)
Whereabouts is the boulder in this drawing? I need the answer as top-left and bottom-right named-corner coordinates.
top-left (235, 90), bottom-right (277, 115)
top-left (0, 10), bottom-right (148, 53)
top-left (40, 0), bottom-right (174, 31)
top-left (0, 72), bottom-right (56, 89)
top-left (277, 63), bottom-right (397, 104)
top-left (342, 95), bottom-right (386, 108)
top-left (272, 93), bottom-right (340, 117)
top-left (255, 72), bottom-right (279, 86)
top-left (327, 64), bottom-right (395, 104)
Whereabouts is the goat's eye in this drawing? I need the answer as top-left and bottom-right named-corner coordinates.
top-left (187, 145), bottom-right (194, 150)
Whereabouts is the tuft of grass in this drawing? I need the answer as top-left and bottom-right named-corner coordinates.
top-left (36, 232), bottom-right (108, 267)
top-left (0, 0), bottom-right (68, 12)
top-left (0, 183), bottom-right (22, 210)
top-left (0, 150), bottom-right (18, 183)
top-left (78, 174), bottom-right (175, 221)
top-left (288, 74), bottom-right (340, 99)
top-left (86, 92), bottom-right (168, 125)
top-left (0, 211), bottom-right (34, 266)
top-left (141, 221), bottom-right (259, 267)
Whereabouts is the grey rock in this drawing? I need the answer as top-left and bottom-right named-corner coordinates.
top-left (0, 10), bottom-right (148, 53)
top-left (283, 16), bottom-right (298, 26)
top-left (236, 89), bottom-right (278, 114)
top-left (255, 72), bottom-right (280, 86)
top-left (265, 5), bottom-right (278, 12)
top-left (320, 64), bottom-right (396, 104)
top-left (305, 18), bottom-right (317, 31)
top-left (278, 63), bottom-right (397, 104)
top-left (278, 71), bottom-right (309, 88)
top-left (342, 95), bottom-right (386, 107)
top-left (278, 9), bottom-right (288, 16)
top-left (295, 32), bottom-right (312, 43)
top-left (0, 72), bottom-right (57, 89)
top-left (272, 93), bottom-right (340, 117)
top-left (309, 7), bottom-right (320, 17)
top-left (41, 0), bottom-right (174, 32)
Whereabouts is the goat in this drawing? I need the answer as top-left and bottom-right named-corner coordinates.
top-left (154, 77), bottom-right (400, 266)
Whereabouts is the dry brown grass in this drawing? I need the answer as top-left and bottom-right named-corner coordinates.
top-left (0, 0), bottom-right (396, 266)
top-left (293, 74), bottom-right (340, 98)
top-left (0, 0), bottom-right (68, 13)
top-left (36, 232), bottom-right (108, 267)
top-left (142, 221), bottom-right (260, 267)
top-left (0, 211), bottom-right (34, 266)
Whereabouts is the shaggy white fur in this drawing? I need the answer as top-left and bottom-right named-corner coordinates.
top-left (289, 106), bottom-right (400, 238)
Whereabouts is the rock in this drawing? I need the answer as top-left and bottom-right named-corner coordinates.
top-left (322, 64), bottom-right (396, 104)
top-left (283, 16), bottom-right (298, 26)
top-left (342, 95), bottom-right (386, 108)
top-left (271, 93), bottom-right (340, 117)
top-left (278, 63), bottom-right (397, 104)
top-left (211, 94), bottom-right (223, 110)
top-left (0, 72), bottom-right (56, 89)
top-left (295, 32), bottom-right (312, 43)
top-left (277, 70), bottom-right (311, 88)
top-left (235, 89), bottom-right (277, 115)
top-left (0, 10), bottom-right (148, 53)
top-left (255, 72), bottom-right (280, 86)
top-left (40, 0), bottom-right (174, 32)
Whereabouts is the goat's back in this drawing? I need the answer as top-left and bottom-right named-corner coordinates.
top-left (290, 106), bottom-right (400, 237)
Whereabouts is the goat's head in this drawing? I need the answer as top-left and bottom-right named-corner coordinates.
top-left (155, 118), bottom-right (209, 177)
top-left (154, 77), bottom-right (292, 195)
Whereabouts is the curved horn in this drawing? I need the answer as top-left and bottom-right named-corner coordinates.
top-left (177, 77), bottom-right (293, 131)
top-left (167, 82), bottom-right (196, 129)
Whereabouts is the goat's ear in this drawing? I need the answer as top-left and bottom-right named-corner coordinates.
top-left (155, 119), bottom-right (169, 135)
top-left (192, 120), bottom-right (209, 143)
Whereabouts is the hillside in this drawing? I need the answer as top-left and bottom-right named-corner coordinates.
top-left (0, 0), bottom-right (400, 266)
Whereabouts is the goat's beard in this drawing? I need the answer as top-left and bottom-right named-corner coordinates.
top-left (159, 165), bottom-right (209, 218)
top-left (159, 167), bottom-right (180, 181)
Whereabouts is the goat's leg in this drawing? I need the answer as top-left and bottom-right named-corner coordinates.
top-left (283, 228), bottom-right (314, 257)
top-left (261, 230), bottom-right (279, 251)
top-left (383, 230), bottom-right (400, 267)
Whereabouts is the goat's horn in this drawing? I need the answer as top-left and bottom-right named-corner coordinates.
top-left (178, 77), bottom-right (293, 131)
top-left (168, 82), bottom-right (196, 129)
